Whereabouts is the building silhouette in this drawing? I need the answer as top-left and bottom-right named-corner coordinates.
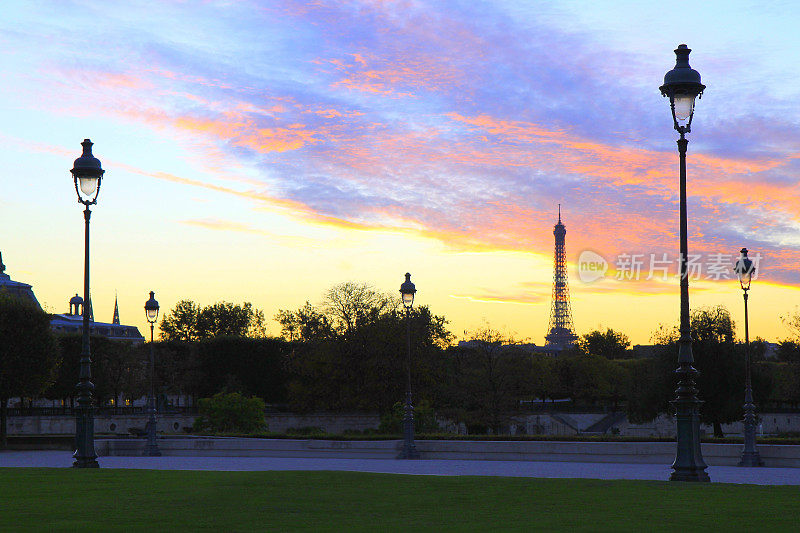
top-left (0, 251), bottom-right (41, 307)
top-left (0, 251), bottom-right (143, 343)
top-left (545, 206), bottom-right (578, 350)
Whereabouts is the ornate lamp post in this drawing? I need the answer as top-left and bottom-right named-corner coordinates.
top-left (397, 273), bottom-right (420, 459)
top-left (71, 139), bottom-right (104, 468)
top-left (144, 291), bottom-right (162, 456)
top-left (660, 45), bottom-right (710, 482)
top-left (734, 248), bottom-right (764, 466)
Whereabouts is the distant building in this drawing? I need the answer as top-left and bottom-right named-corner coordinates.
top-left (456, 340), bottom-right (560, 356)
top-left (632, 344), bottom-right (659, 358)
top-left (0, 251), bottom-right (144, 343)
top-left (545, 206), bottom-right (578, 351)
top-left (0, 252), bottom-right (41, 307)
top-left (50, 295), bottom-right (144, 343)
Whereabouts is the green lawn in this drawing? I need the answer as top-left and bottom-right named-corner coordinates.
top-left (2, 469), bottom-right (799, 532)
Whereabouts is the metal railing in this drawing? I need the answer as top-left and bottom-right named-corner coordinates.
top-left (6, 406), bottom-right (198, 417)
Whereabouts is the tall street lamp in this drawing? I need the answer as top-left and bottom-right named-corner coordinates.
top-left (144, 291), bottom-right (162, 456)
top-left (71, 139), bottom-right (104, 469)
top-left (660, 45), bottom-right (710, 482)
top-left (734, 248), bottom-right (763, 466)
top-left (398, 273), bottom-right (420, 459)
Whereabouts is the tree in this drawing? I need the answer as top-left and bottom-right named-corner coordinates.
top-left (576, 328), bottom-right (631, 359)
top-left (441, 327), bottom-right (530, 433)
top-left (45, 334), bottom-right (143, 409)
top-left (149, 340), bottom-right (200, 407)
top-left (196, 301), bottom-right (266, 339)
top-left (527, 356), bottom-right (559, 403)
top-left (322, 282), bottom-right (394, 333)
top-left (275, 303), bottom-right (332, 342)
top-left (649, 306), bottom-right (745, 437)
top-left (622, 354), bottom-right (674, 424)
top-left (782, 307), bottom-right (800, 340)
top-left (0, 291), bottom-right (60, 447)
top-left (159, 300), bottom-right (199, 342)
top-left (776, 341), bottom-right (800, 363)
top-left (278, 282), bottom-right (451, 414)
top-left (562, 354), bottom-right (628, 409)
top-left (193, 337), bottom-right (288, 402)
top-left (160, 300), bottom-right (265, 341)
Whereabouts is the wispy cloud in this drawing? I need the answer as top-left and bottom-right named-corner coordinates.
top-left (4, 0), bottom-right (800, 289)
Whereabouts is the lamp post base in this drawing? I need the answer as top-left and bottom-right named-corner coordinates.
top-left (669, 468), bottom-right (710, 482)
top-left (397, 450), bottom-right (420, 459)
top-left (670, 371), bottom-right (710, 483)
top-left (397, 445), bottom-right (420, 460)
top-left (144, 416), bottom-right (161, 457)
top-left (738, 451), bottom-right (764, 467)
top-left (397, 397), bottom-right (420, 460)
top-left (72, 457), bottom-right (100, 468)
top-left (144, 442), bottom-right (162, 457)
top-left (73, 401), bottom-right (98, 468)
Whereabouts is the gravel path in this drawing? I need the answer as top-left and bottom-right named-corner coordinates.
top-left (2, 451), bottom-right (799, 485)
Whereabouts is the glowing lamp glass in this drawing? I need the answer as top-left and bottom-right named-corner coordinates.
top-left (78, 176), bottom-right (98, 197)
top-left (402, 292), bottom-right (414, 308)
top-left (674, 94), bottom-right (695, 123)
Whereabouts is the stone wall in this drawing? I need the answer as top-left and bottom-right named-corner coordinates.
top-left (4, 412), bottom-right (380, 436)
top-left (5, 414), bottom-right (196, 436)
top-left (262, 413), bottom-right (380, 434)
top-left (98, 437), bottom-right (800, 467)
top-left (7, 411), bottom-right (800, 438)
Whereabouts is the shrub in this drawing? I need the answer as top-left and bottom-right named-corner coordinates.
top-left (193, 392), bottom-right (266, 434)
top-left (378, 400), bottom-right (440, 434)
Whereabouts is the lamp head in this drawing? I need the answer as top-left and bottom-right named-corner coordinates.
top-left (71, 139), bottom-right (105, 205)
top-left (660, 45), bottom-right (705, 133)
top-left (144, 290), bottom-right (160, 324)
top-left (399, 272), bottom-right (416, 309)
top-left (734, 248), bottom-right (755, 291)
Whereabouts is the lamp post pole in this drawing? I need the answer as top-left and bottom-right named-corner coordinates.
top-left (660, 45), bottom-right (709, 482)
top-left (71, 139), bottom-right (104, 469)
top-left (398, 273), bottom-right (419, 459)
top-left (144, 291), bottom-right (161, 456)
top-left (736, 248), bottom-right (763, 466)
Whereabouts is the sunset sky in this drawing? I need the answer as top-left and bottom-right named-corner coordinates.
top-left (1, 1), bottom-right (799, 345)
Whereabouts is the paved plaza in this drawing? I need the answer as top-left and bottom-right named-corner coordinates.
top-left (2, 451), bottom-right (799, 485)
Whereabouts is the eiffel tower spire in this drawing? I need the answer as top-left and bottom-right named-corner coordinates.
top-left (112, 292), bottom-right (120, 325)
top-left (545, 205), bottom-right (577, 350)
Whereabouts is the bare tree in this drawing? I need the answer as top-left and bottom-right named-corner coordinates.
top-left (322, 282), bottom-right (394, 333)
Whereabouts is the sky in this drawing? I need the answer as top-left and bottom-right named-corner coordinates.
top-left (1, 0), bottom-right (800, 345)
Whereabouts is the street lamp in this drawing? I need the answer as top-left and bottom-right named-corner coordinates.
top-left (660, 45), bottom-right (710, 482)
top-left (398, 273), bottom-right (420, 459)
top-left (734, 248), bottom-right (763, 466)
top-left (71, 139), bottom-right (104, 468)
top-left (144, 291), bottom-right (162, 456)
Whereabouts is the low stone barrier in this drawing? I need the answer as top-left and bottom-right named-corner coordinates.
top-left (99, 437), bottom-right (399, 459)
top-left (97, 437), bottom-right (800, 467)
top-left (6, 414), bottom-right (195, 435)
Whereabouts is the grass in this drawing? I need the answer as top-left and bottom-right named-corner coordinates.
top-left (2, 469), bottom-right (800, 532)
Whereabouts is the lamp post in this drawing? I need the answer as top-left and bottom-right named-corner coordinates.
top-left (397, 273), bottom-right (420, 459)
top-left (144, 291), bottom-right (162, 456)
top-left (735, 248), bottom-right (764, 466)
top-left (71, 139), bottom-right (104, 469)
top-left (660, 45), bottom-right (710, 482)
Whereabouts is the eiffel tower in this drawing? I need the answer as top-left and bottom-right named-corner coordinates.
top-left (545, 205), bottom-right (578, 350)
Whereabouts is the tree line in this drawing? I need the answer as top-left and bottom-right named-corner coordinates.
top-left (3, 285), bottom-right (800, 444)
